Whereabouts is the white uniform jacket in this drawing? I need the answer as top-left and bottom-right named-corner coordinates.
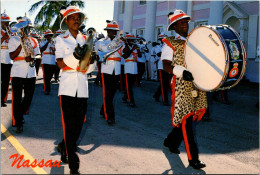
top-left (40, 40), bottom-right (56, 65)
top-left (55, 30), bottom-right (89, 98)
top-left (137, 44), bottom-right (147, 63)
top-left (123, 45), bottom-right (138, 74)
top-left (95, 37), bottom-right (122, 75)
top-left (8, 36), bottom-right (40, 78)
top-left (1, 29), bottom-right (12, 64)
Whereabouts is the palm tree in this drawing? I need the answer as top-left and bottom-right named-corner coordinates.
top-left (28, 1), bottom-right (84, 33)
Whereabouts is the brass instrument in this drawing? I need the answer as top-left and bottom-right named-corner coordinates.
top-left (98, 30), bottom-right (124, 63)
top-left (12, 20), bottom-right (36, 67)
top-left (87, 27), bottom-right (96, 36)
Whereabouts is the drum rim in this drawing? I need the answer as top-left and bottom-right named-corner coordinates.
top-left (184, 25), bottom-right (229, 92)
top-left (225, 26), bottom-right (247, 89)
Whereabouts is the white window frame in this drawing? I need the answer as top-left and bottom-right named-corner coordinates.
top-left (155, 26), bottom-right (164, 41)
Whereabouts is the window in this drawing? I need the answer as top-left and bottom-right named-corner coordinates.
top-left (155, 26), bottom-right (163, 40)
top-left (121, 0), bottom-right (125, 14)
top-left (136, 28), bottom-right (145, 37)
top-left (139, 0), bottom-right (146, 5)
top-left (195, 21), bottom-right (208, 27)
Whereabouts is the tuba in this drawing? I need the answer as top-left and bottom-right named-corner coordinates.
top-left (11, 20), bottom-right (36, 67)
top-left (98, 30), bottom-right (124, 63)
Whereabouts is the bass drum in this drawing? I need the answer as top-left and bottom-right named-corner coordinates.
top-left (184, 25), bottom-right (247, 92)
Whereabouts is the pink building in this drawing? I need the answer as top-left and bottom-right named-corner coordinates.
top-left (113, 1), bottom-right (259, 82)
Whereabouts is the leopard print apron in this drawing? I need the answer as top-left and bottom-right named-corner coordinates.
top-left (164, 36), bottom-right (208, 127)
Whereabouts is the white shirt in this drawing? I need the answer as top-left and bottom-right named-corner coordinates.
top-left (145, 43), bottom-right (152, 61)
top-left (150, 45), bottom-right (161, 62)
top-left (123, 45), bottom-right (138, 74)
top-left (8, 36), bottom-right (40, 78)
top-left (40, 40), bottom-right (56, 65)
top-left (95, 37), bottom-right (122, 75)
top-left (1, 29), bottom-right (12, 64)
top-left (157, 44), bottom-right (163, 70)
top-left (55, 30), bottom-right (89, 98)
top-left (137, 44), bottom-right (147, 63)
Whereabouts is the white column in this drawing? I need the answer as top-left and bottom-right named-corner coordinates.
top-left (176, 1), bottom-right (187, 12)
top-left (239, 18), bottom-right (248, 44)
top-left (209, 1), bottom-right (223, 25)
top-left (113, 1), bottom-right (119, 22)
top-left (247, 15), bottom-right (258, 59)
top-left (144, 1), bottom-right (157, 42)
top-left (123, 1), bottom-right (134, 33)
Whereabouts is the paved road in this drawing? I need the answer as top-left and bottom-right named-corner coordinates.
top-left (1, 68), bottom-right (259, 174)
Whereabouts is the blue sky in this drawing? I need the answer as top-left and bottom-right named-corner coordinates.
top-left (1, 0), bottom-right (114, 35)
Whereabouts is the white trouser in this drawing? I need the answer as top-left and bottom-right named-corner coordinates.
top-left (150, 61), bottom-right (157, 80)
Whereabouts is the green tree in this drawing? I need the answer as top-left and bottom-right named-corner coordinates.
top-left (28, 1), bottom-right (84, 33)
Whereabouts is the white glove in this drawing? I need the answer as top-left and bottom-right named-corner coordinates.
top-left (172, 65), bottom-right (187, 77)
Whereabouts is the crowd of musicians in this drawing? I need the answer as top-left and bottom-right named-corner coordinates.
top-left (1, 6), bottom-right (208, 174)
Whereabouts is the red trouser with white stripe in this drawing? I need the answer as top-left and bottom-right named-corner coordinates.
top-left (59, 95), bottom-right (87, 171)
top-left (164, 116), bottom-right (199, 162)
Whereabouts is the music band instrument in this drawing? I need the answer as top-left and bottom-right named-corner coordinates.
top-left (184, 25), bottom-right (247, 92)
top-left (98, 30), bottom-right (124, 63)
top-left (11, 20), bottom-right (36, 67)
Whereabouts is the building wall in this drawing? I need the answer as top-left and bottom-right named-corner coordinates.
top-left (114, 0), bottom-right (259, 83)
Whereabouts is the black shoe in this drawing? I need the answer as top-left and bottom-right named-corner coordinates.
top-left (153, 95), bottom-right (160, 102)
top-left (163, 139), bottom-right (180, 154)
top-left (203, 115), bottom-right (210, 121)
top-left (222, 100), bottom-right (231, 105)
top-left (16, 125), bottom-right (23, 134)
top-left (70, 169), bottom-right (80, 174)
top-left (56, 145), bottom-right (68, 163)
top-left (189, 160), bottom-right (206, 169)
top-left (129, 103), bottom-right (136, 108)
top-left (163, 102), bottom-right (170, 106)
top-left (107, 119), bottom-right (115, 126)
top-left (1, 103), bottom-right (7, 107)
top-left (122, 97), bottom-right (128, 103)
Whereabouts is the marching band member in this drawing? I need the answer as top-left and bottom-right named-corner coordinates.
top-left (30, 32), bottom-right (42, 76)
top-left (161, 10), bottom-right (207, 169)
top-left (1, 11), bottom-right (12, 107)
top-left (136, 35), bottom-right (149, 87)
top-left (53, 29), bottom-right (63, 83)
top-left (8, 16), bottom-right (41, 133)
top-left (55, 6), bottom-right (92, 174)
top-left (96, 20), bottom-right (122, 125)
top-left (153, 32), bottom-right (171, 106)
top-left (150, 41), bottom-right (160, 81)
top-left (119, 50), bottom-right (126, 91)
top-left (122, 33), bottom-right (141, 107)
top-left (94, 33), bottom-right (105, 86)
top-left (40, 29), bottom-right (55, 95)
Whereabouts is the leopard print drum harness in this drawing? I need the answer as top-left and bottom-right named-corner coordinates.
top-left (163, 36), bottom-right (208, 127)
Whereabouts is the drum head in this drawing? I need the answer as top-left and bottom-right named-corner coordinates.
top-left (184, 26), bottom-right (227, 91)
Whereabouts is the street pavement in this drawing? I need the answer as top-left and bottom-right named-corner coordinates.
top-left (1, 68), bottom-right (259, 174)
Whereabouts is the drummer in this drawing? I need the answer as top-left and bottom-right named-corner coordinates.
top-left (161, 9), bottom-right (207, 169)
